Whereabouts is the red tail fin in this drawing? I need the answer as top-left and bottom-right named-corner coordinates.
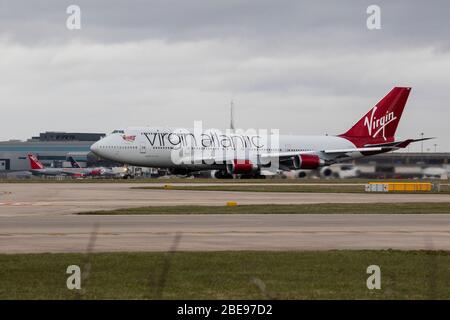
top-left (28, 154), bottom-right (45, 170)
top-left (340, 87), bottom-right (411, 144)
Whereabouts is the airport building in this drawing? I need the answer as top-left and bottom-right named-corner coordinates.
top-left (0, 131), bottom-right (106, 171)
top-left (350, 152), bottom-right (450, 179)
top-left (28, 131), bottom-right (105, 142)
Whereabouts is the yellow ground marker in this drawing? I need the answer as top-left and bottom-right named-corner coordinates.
top-left (226, 201), bottom-right (238, 207)
top-left (366, 182), bottom-right (432, 192)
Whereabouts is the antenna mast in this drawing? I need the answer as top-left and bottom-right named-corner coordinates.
top-left (230, 100), bottom-right (235, 130)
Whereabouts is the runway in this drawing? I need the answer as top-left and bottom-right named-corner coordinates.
top-left (1, 214), bottom-right (450, 253)
top-left (1, 183), bottom-right (450, 217)
top-left (1, 182), bottom-right (450, 253)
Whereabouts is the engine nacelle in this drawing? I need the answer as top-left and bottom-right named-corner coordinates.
top-left (226, 160), bottom-right (259, 174)
top-left (293, 154), bottom-right (324, 170)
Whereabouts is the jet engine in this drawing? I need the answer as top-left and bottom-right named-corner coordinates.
top-left (293, 154), bottom-right (324, 170)
top-left (226, 160), bottom-right (259, 174)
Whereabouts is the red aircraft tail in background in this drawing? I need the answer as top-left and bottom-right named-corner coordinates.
top-left (27, 154), bottom-right (45, 170)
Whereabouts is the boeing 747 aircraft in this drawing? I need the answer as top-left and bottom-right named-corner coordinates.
top-left (90, 87), bottom-right (431, 178)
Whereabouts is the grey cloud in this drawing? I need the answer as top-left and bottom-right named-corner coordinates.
top-left (1, 0), bottom-right (449, 50)
top-left (0, 0), bottom-right (448, 151)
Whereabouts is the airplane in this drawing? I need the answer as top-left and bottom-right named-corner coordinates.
top-left (67, 156), bottom-right (104, 176)
top-left (90, 87), bottom-right (433, 178)
top-left (67, 155), bottom-right (130, 178)
top-left (28, 154), bottom-right (86, 177)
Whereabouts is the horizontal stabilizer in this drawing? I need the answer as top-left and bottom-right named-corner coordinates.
top-left (325, 137), bottom-right (435, 155)
top-left (364, 137), bottom-right (434, 149)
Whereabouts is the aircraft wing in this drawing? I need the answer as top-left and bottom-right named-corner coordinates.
top-left (259, 150), bottom-right (315, 159)
top-left (178, 137), bottom-right (434, 165)
top-left (179, 148), bottom-right (379, 165)
top-left (322, 147), bottom-right (384, 154)
top-left (178, 150), bottom-right (316, 165)
top-left (178, 153), bottom-right (246, 165)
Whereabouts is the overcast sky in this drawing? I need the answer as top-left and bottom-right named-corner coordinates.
top-left (0, 0), bottom-right (449, 151)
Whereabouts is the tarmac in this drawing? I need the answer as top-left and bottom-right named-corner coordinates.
top-left (1, 214), bottom-right (450, 253)
top-left (1, 183), bottom-right (449, 217)
top-left (1, 182), bottom-right (450, 253)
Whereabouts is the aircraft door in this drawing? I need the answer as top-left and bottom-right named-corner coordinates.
top-left (140, 143), bottom-right (147, 154)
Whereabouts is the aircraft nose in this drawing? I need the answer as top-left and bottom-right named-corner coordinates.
top-left (90, 141), bottom-right (101, 154)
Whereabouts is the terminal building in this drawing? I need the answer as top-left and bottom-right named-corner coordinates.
top-left (0, 131), bottom-right (107, 171)
top-left (350, 152), bottom-right (450, 179)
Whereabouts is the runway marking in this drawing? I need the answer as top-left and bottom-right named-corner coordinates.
top-left (0, 202), bottom-right (53, 207)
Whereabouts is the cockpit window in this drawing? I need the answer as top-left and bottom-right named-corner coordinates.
top-left (111, 130), bottom-right (125, 134)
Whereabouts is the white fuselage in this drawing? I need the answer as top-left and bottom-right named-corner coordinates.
top-left (90, 127), bottom-right (359, 170)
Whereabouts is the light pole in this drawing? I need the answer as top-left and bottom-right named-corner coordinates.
top-left (434, 143), bottom-right (437, 153)
top-left (421, 132), bottom-right (424, 153)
